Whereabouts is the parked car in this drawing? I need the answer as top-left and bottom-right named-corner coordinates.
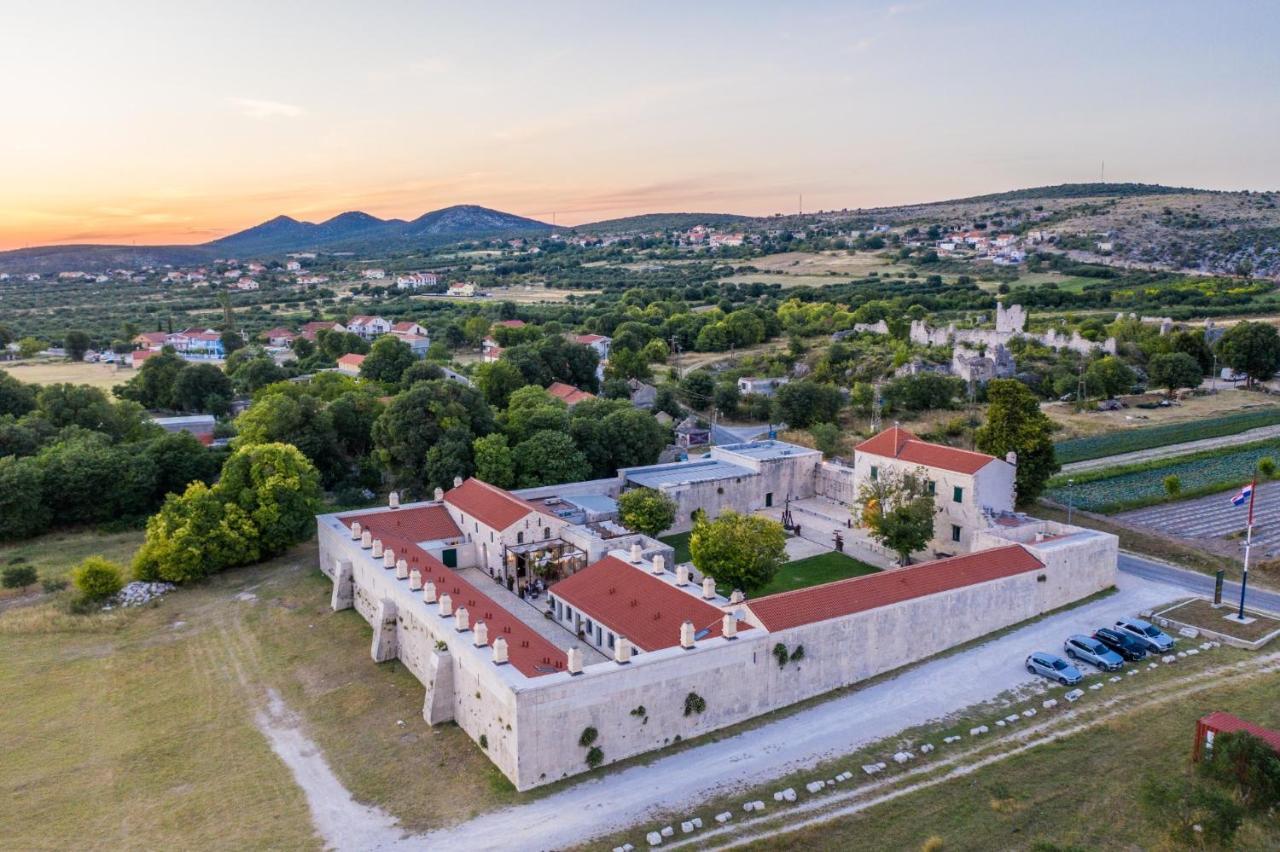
top-left (1114, 618), bottom-right (1175, 653)
top-left (1064, 634), bottom-right (1124, 671)
top-left (1093, 627), bottom-right (1149, 661)
top-left (1026, 652), bottom-right (1083, 685)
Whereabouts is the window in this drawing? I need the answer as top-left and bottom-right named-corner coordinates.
top-left (544, 527), bottom-right (552, 540)
top-left (869, 465), bottom-right (878, 481)
top-left (517, 532), bottom-right (524, 544)
top-left (608, 632), bottom-right (615, 649)
top-left (927, 480), bottom-right (936, 495)
top-left (951, 524), bottom-right (961, 543)
top-left (952, 485), bottom-right (964, 503)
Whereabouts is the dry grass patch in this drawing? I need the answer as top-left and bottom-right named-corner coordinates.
top-left (0, 359), bottom-right (131, 393)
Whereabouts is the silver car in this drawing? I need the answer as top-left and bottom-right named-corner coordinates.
top-left (1114, 618), bottom-right (1175, 653)
top-left (1064, 634), bottom-right (1124, 671)
top-left (1026, 652), bottom-right (1083, 685)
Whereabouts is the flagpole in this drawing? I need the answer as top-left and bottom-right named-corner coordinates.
top-left (1239, 478), bottom-right (1256, 620)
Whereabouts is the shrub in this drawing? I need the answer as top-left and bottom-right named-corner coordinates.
top-left (920, 837), bottom-right (945, 852)
top-left (478, 734), bottom-right (488, 750)
top-left (773, 642), bottom-right (789, 668)
top-left (683, 692), bottom-right (706, 716)
top-left (2, 565), bottom-right (38, 589)
top-left (71, 557), bottom-right (125, 601)
top-left (578, 726), bottom-right (598, 748)
top-left (790, 645), bottom-right (806, 663)
top-left (585, 746), bottom-right (604, 768)
top-left (1163, 474), bottom-right (1181, 496)
top-left (41, 577), bottom-right (69, 593)
top-left (1258, 456), bottom-right (1276, 477)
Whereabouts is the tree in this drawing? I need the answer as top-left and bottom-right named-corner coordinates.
top-left (514, 430), bottom-right (591, 487)
top-left (220, 330), bottom-right (246, 357)
top-left (234, 394), bottom-right (343, 485)
top-left (72, 557), bottom-right (125, 601)
top-left (133, 482), bottom-right (260, 583)
top-left (36, 383), bottom-right (116, 433)
top-left (679, 371), bottom-right (715, 408)
top-left (857, 468), bottom-right (936, 564)
top-left (600, 406), bottom-right (668, 471)
top-left (0, 456), bottom-right (48, 540)
top-left (1147, 352), bottom-right (1203, 396)
top-left (2, 564), bottom-right (38, 588)
top-left (617, 488), bottom-right (677, 536)
top-left (18, 337), bottom-right (44, 358)
top-left (118, 348), bottom-right (185, 409)
top-left (974, 379), bottom-right (1060, 505)
top-left (773, 381), bottom-right (844, 428)
top-left (328, 391), bottom-right (383, 462)
top-left (809, 422), bottom-right (845, 457)
top-left (1168, 330), bottom-right (1212, 374)
top-left (36, 432), bottom-right (155, 525)
top-left (1163, 474), bottom-right (1181, 496)
top-left (171, 363), bottom-right (233, 413)
top-left (689, 510), bottom-right (787, 595)
top-left (1084, 355), bottom-right (1137, 398)
top-left (882, 373), bottom-right (966, 413)
top-left (144, 430), bottom-right (219, 502)
top-left (64, 330), bottom-right (91, 361)
top-left (360, 336), bottom-right (415, 385)
top-left (216, 442), bottom-right (322, 558)
top-left (1140, 774), bottom-right (1243, 848)
top-left (399, 360), bottom-right (443, 389)
top-left (372, 380), bottom-right (495, 494)
top-left (462, 315), bottom-right (491, 347)
top-left (472, 433), bottom-right (516, 489)
top-left (1197, 730), bottom-right (1280, 811)
top-left (0, 372), bottom-right (37, 418)
top-left (474, 360), bottom-right (526, 408)
top-left (504, 386), bottom-right (569, 443)
top-left (231, 357), bottom-right (287, 394)
top-left (1217, 321), bottom-right (1280, 388)
top-left (503, 336), bottom-right (600, 392)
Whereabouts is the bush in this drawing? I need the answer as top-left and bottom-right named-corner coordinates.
top-left (1163, 474), bottom-right (1181, 496)
top-left (1259, 456), bottom-right (1276, 477)
top-left (578, 726), bottom-right (598, 748)
top-left (683, 692), bottom-right (706, 716)
top-left (41, 577), bottom-right (69, 593)
top-left (585, 745), bottom-right (604, 768)
top-left (2, 564), bottom-right (38, 589)
top-left (71, 557), bottom-right (125, 601)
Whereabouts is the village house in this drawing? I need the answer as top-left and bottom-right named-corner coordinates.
top-left (737, 376), bottom-right (790, 397)
top-left (300, 320), bottom-right (346, 341)
top-left (165, 328), bottom-right (225, 359)
top-left (546, 381), bottom-right (594, 407)
top-left (571, 333), bottom-right (611, 362)
top-left (231, 278), bottom-right (260, 291)
top-left (447, 282), bottom-right (477, 297)
top-left (335, 353), bottom-right (365, 376)
top-left (285, 260), bottom-right (302, 272)
top-left (346, 315), bottom-right (391, 340)
top-left (132, 331), bottom-right (169, 350)
top-left (262, 327), bottom-right (297, 348)
top-left (389, 321), bottom-right (431, 357)
top-left (361, 268), bottom-right (386, 280)
top-left (396, 272), bottom-right (439, 289)
top-left (441, 477), bottom-right (574, 587)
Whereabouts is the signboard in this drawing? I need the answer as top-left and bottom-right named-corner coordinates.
top-left (1214, 570), bottom-right (1225, 606)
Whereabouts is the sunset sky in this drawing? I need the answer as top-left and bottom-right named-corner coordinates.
top-left (2, 1), bottom-right (1278, 249)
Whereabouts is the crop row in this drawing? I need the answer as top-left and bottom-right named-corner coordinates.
top-left (1054, 407), bottom-right (1280, 464)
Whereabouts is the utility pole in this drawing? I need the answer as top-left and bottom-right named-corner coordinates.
top-left (1067, 478), bottom-right (1075, 525)
top-left (710, 408), bottom-right (718, 447)
top-left (669, 335), bottom-right (682, 380)
top-left (870, 380), bottom-right (883, 433)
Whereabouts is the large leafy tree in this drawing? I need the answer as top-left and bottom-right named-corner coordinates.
top-left (0, 372), bottom-right (37, 418)
top-left (372, 379), bottom-right (495, 495)
top-left (234, 393), bottom-right (344, 485)
top-left (472, 433), bottom-right (516, 489)
top-left (1167, 330), bottom-right (1213, 374)
top-left (117, 348), bottom-right (185, 409)
top-left (617, 488), bottom-right (677, 537)
top-left (503, 386), bottom-right (569, 443)
top-left (514, 430), bottom-right (591, 487)
top-left (474, 360), bottom-right (526, 407)
top-left (63, 330), bottom-right (92, 361)
top-left (773, 381), bottom-right (844, 427)
top-left (217, 442), bottom-right (322, 558)
top-left (327, 391), bottom-right (383, 461)
top-left (502, 336), bottom-right (600, 392)
top-left (974, 378), bottom-right (1060, 505)
top-left (689, 510), bottom-right (787, 595)
top-left (0, 456), bottom-right (48, 541)
top-left (857, 467), bottom-right (936, 564)
top-left (1084, 355), bottom-right (1137, 399)
top-left (1147, 352), bottom-right (1204, 396)
top-left (231, 357), bottom-right (287, 394)
top-left (1217, 321), bottom-right (1280, 388)
top-left (36, 432), bottom-right (156, 525)
top-left (360, 336), bottom-right (415, 385)
top-left (133, 482), bottom-right (261, 583)
top-left (171, 363), bottom-right (233, 414)
top-left (142, 431), bottom-right (220, 503)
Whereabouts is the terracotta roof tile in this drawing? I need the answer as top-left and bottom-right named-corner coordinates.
top-left (546, 382), bottom-right (595, 405)
top-left (341, 504), bottom-right (461, 543)
top-left (856, 426), bottom-right (999, 475)
top-left (1199, 711), bottom-right (1280, 753)
top-left (444, 477), bottom-right (551, 531)
top-left (337, 353), bottom-right (365, 368)
top-left (746, 545), bottom-right (1043, 631)
top-left (549, 555), bottom-right (748, 651)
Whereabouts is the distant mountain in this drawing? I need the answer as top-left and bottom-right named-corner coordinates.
top-left (0, 243), bottom-right (215, 275)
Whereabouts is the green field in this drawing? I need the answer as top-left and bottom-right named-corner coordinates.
top-left (0, 528), bottom-right (144, 586)
top-left (756, 551), bottom-right (880, 595)
top-left (1055, 407), bottom-right (1280, 464)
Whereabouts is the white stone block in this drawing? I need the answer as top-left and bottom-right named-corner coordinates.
top-left (660, 826), bottom-right (674, 837)
top-left (680, 821), bottom-right (694, 834)
top-left (892, 751), bottom-right (914, 763)
top-left (995, 720), bottom-right (1006, 727)
top-left (1089, 683), bottom-right (1103, 691)
top-left (921, 743), bottom-right (935, 753)
top-left (1200, 642), bottom-right (1213, 651)
top-left (646, 832), bottom-right (662, 847)
top-left (751, 800), bottom-right (765, 811)
top-left (1109, 676), bottom-right (1122, 683)
top-left (773, 791), bottom-right (784, 802)
top-left (1005, 714), bottom-right (1021, 723)
top-left (1148, 662), bottom-right (1158, 669)
top-left (1185, 648), bottom-right (1198, 656)
top-left (1022, 709), bottom-right (1036, 718)
top-left (805, 781), bottom-right (824, 793)
top-left (1127, 670), bottom-right (1137, 676)
top-left (862, 763), bottom-right (881, 775)
top-left (1162, 655), bottom-right (1176, 664)
top-left (715, 812), bottom-right (732, 824)
top-left (1042, 698), bottom-right (1058, 709)
top-left (944, 735), bottom-right (961, 743)
top-left (1178, 626), bottom-right (1199, 638)
top-left (969, 726), bottom-right (987, 736)
top-left (692, 818), bottom-right (702, 829)
top-left (1176, 651), bottom-right (1187, 659)
top-left (782, 788), bottom-right (796, 802)
top-left (1064, 689), bottom-right (1084, 702)
top-left (624, 846), bottom-right (634, 852)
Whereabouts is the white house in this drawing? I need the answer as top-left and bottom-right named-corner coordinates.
top-left (286, 260), bottom-right (302, 272)
top-left (853, 426), bottom-right (1015, 557)
top-left (397, 272), bottom-right (440, 289)
top-left (390, 321), bottom-right (430, 357)
top-left (362, 269), bottom-right (386, 280)
top-left (737, 376), bottom-right (790, 397)
top-left (571, 333), bottom-right (611, 361)
top-left (346, 315), bottom-right (391, 340)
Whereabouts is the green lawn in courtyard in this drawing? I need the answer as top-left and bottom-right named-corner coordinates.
top-left (659, 531), bottom-right (692, 564)
top-left (756, 550), bottom-right (881, 596)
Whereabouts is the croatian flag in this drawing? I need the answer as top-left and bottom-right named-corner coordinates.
top-left (1231, 483), bottom-right (1253, 507)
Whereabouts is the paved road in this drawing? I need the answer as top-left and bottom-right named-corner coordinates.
top-left (1061, 422), bottom-right (1280, 474)
top-left (1118, 550), bottom-right (1280, 614)
top-left (711, 421), bottom-right (780, 446)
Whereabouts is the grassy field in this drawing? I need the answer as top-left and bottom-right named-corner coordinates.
top-left (1055, 406), bottom-right (1280, 463)
top-left (0, 528), bottom-right (144, 590)
top-left (1044, 391), bottom-right (1280, 440)
top-left (659, 531), bottom-right (693, 563)
top-left (0, 358), bottom-right (132, 393)
top-left (756, 551), bottom-right (880, 596)
top-left (1, 535), bottom-right (524, 850)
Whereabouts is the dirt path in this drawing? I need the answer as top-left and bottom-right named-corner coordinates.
top-left (1060, 423), bottom-right (1280, 474)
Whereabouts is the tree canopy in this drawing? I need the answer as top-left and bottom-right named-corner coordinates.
top-left (617, 487), bottom-right (677, 537)
top-left (689, 510), bottom-right (787, 595)
top-left (857, 467), bottom-right (937, 563)
top-left (974, 378), bottom-right (1060, 505)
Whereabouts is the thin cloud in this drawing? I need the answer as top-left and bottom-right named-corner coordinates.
top-left (228, 97), bottom-right (305, 119)
top-left (886, 2), bottom-right (926, 16)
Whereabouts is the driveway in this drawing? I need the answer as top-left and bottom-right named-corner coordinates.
top-left (407, 571), bottom-right (1184, 850)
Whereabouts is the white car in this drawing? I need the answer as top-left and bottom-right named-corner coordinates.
top-left (1114, 618), bottom-right (1175, 653)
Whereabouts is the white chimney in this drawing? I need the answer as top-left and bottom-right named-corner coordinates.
top-left (675, 564), bottom-right (690, 586)
top-left (360, 530), bottom-right (372, 549)
top-left (680, 620), bottom-right (695, 649)
top-left (722, 612), bottom-right (737, 639)
top-left (409, 570), bottom-right (423, 591)
top-left (350, 521), bottom-right (362, 540)
top-left (383, 548), bottom-right (395, 569)
top-left (454, 606), bottom-right (469, 632)
top-left (629, 542), bottom-right (642, 563)
top-left (423, 581), bottom-right (438, 604)
top-left (439, 594), bottom-right (453, 616)
top-left (389, 490), bottom-right (400, 509)
top-left (395, 559), bottom-right (409, 580)
top-left (371, 539), bottom-right (383, 558)
top-left (433, 487), bottom-right (444, 501)
top-left (452, 476), bottom-right (463, 488)
top-left (651, 554), bottom-right (666, 575)
top-left (1006, 451), bottom-right (1018, 466)
top-left (492, 637), bottom-right (509, 665)
top-left (614, 637), bottom-right (632, 664)
top-left (730, 589), bottom-right (745, 604)
top-left (567, 646), bottom-right (584, 675)
top-left (702, 577), bottom-right (716, 599)
top-left (473, 621), bottom-right (489, 647)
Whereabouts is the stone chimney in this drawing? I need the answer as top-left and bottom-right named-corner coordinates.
top-left (423, 581), bottom-right (438, 604)
top-left (567, 646), bottom-right (584, 675)
top-left (651, 554), bottom-right (666, 575)
top-left (454, 607), bottom-right (469, 632)
top-left (492, 637), bottom-right (509, 665)
top-left (473, 621), bottom-right (489, 647)
top-left (395, 559), bottom-right (409, 580)
top-left (409, 570), bottom-right (423, 591)
top-left (383, 548), bottom-right (396, 569)
top-left (730, 589), bottom-right (745, 604)
top-left (1005, 451), bottom-right (1017, 466)
top-left (680, 620), bottom-right (696, 649)
top-left (629, 542), bottom-right (642, 563)
top-left (371, 539), bottom-right (383, 558)
top-left (439, 594), bottom-right (453, 617)
top-left (675, 564), bottom-right (690, 586)
top-left (702, 577), bottom-right (716, 599)
top-left (350, 521), bottom-right (362, 540)
top-left (722, 613), bottom-right (737, 639)
top-left (433, 487), bottom-right (444, 502)
top-left (614, 637), bottom-right (632, 664)
top-left (389, 490), bottom-right (400, 509)
top-left (360, 530), bottom-right (372, 549)
top-left (452, 476), bottom-right (463, 488)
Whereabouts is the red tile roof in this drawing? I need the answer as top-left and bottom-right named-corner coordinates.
top-left (856, 426), bottom-right (999, 475)
top-left (131, 348), bottom-right (160, 364)
top-left (135, 331), bottom-right (168, 345)
top-left (547, 381), bottom-right (595, 406)
top-left (549, 555), bottom-right (748, 651)
top-left (746, 544), bottom-right (1043, 631)
top-left (337, 353), bottom-right (365, 369)
top-left (573, 333), bottom-right (608, 344)
top-left (391, 321), bottom-right (423, 333)
top-left (345, 504), bottom-right (461, 543)
top-left (336, 510), bottom-right (566, 678)
top-left (263, 326), bottom-right (296, 339)
top-left (1198, 711), bottom-right (1280, 754)
top-left (444, 477), bottom-right (550, 531)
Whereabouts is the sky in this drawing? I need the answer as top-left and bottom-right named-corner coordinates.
top-left (1, 0), bottom-right (1278, 249)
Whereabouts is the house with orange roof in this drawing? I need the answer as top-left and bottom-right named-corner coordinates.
top-left (546, 381), bottom-right (594, 407)
top-left (262, 326), bottom-right (297, 347)
top-left (346, 315), bottom-right (390, 340)
top-left (854, 426), bottom-right (1015, 555)
top-left (336, 352), bottom-right (365, 376)
top-left (299, 320), bottom-right (346, 341)
top-left (442, 477), bottom-right (575, 586)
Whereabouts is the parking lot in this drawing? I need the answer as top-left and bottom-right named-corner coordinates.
top-left (1117, 480), bottom-right (1280, 559)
